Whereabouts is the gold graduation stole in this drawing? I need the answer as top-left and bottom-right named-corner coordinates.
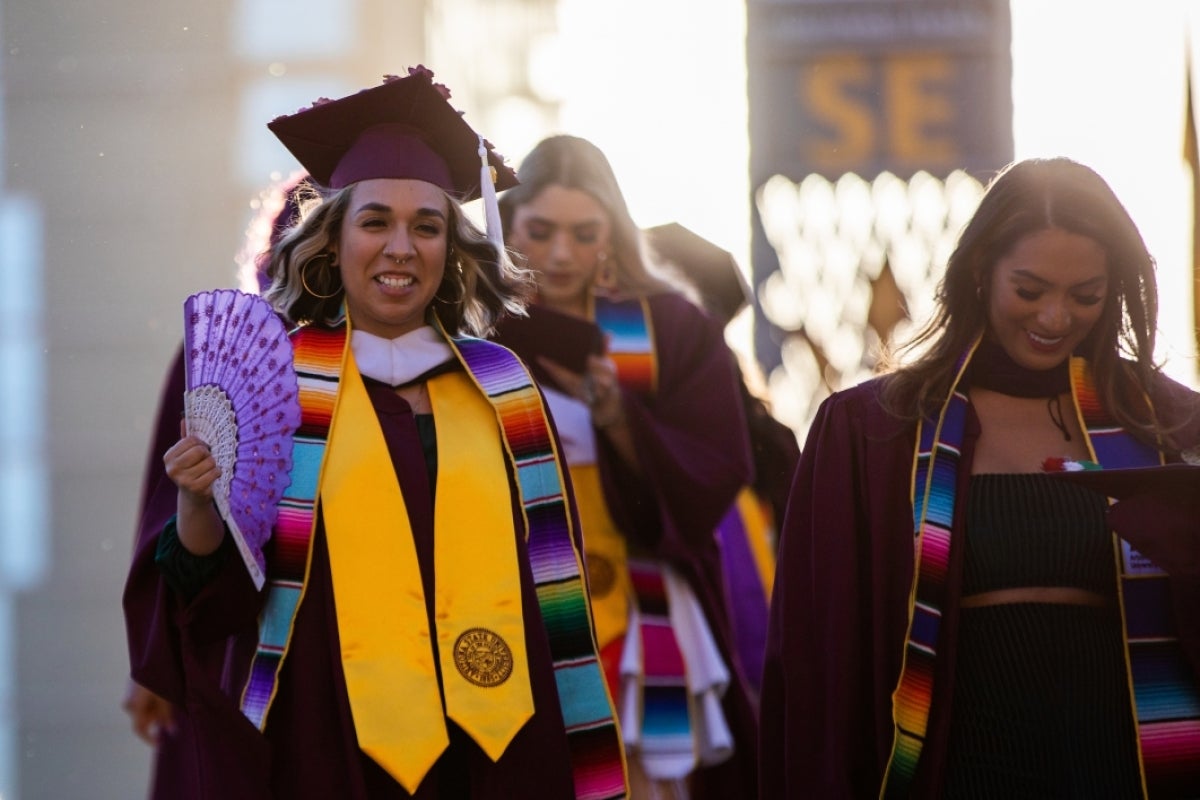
top-left (571, 463), bottom-right (632, 652)
top-left (241, 321), bottom-right (628, 799)
top-left (322, 345), bottom-right (533, 791)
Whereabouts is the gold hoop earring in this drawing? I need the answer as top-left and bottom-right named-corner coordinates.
top-left (594, 251), bottom-right (618, 291)
top-left (300, 253), bottom-right (341, 299)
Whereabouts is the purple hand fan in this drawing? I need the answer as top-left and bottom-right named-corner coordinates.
top-left (183, 289), bottom-right (301, 590)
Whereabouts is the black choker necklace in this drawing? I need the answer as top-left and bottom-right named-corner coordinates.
top-left (968, 338), bottom-right (1070, 397)
top-left (968, 338), bottom-right (1073, 441)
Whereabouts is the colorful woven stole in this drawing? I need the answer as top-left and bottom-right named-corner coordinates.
top-left (594, 294), bottom-right (775, 690)
top-left (592, 296), bottom-right (692, 769)
top-left (880, 342), bottom-right (975, 797)
top-left (627, 559), bottom-right (695, 778)
top-left (588, 294), bottom-right (660, 661)
top-left (592, 295), bottom-right (657, 394)
top-left (882, 347), bottom-right (1200, 798)
top-left (1071, 360), bottom-right (1200, 798)
top-left (241, 325), bottom-right (341, 725)
top-left (239, 323), bottom-right (627, 800)
top-left (592, 294), bottom-right (773, 769)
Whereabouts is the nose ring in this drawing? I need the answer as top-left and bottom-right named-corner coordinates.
top-left (388, 253), bottom-right (412, 265)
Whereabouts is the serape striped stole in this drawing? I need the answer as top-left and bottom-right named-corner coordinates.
top-left (882, 350), bottom-right (1200, 798)
top-left (594, 295), bottom-right (776, 687)
top-left (1071, 360), bottom-right (1200, 798)
top-left (880, 343), bottom-right (975, 797)
top-left (592, 295), bottom-right (657, 395)
top-left (592, 296), bottom-right (690, 770)
top-left (592, 295), bottom-right (773, 768)
top-left (627, 559), bottom-right (694, 776)
top-left (239, 324), bottom-right (626, 800)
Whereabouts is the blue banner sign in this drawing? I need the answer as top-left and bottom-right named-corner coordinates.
top-left (748, 0), bottom-right (1013, 183)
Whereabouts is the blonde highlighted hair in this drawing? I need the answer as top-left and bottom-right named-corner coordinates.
top-left (263, 182), bottom-right (533, 337)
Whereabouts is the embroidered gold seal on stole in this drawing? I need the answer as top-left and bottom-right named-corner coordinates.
top-left (585, 551), bottom-right (616, 597)
top-left (453, 628), bottom-right (514, 687)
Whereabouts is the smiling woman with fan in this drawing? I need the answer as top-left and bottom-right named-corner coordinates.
top-left (123, 67), bottom-right (627, 800)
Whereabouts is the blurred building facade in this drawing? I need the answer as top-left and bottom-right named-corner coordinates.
top-left (6, 1), bottom-right (1200, 797)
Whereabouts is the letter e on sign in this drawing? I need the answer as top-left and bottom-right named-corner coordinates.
top-left (886, 53), bottom-right (959, 168)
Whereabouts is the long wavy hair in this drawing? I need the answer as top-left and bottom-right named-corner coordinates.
top-left (880, 157), bottom-right (1164, 444)
top-left (498, 134), bottom-right (679, 298)
top-left (263, 182), bottom-right (533, 337)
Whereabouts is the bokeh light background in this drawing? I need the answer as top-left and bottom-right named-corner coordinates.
top-left (3, 1), bottom-right (1199, 798)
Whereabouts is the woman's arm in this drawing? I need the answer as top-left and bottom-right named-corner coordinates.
top-left (163, 433), bottom-right (225, 556)
top-left (1103, 372), bottom-right (1200, 577)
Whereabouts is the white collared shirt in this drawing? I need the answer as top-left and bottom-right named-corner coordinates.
top-left (350, 326), bottom-right (454, 386)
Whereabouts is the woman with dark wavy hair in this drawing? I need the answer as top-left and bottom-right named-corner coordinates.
top-left (761, 157), bottom-right (1200, 798)
top-left (124, 71), bottom-right (626, 799)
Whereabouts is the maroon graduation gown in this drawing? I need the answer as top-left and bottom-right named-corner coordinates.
top-left (124, 370), bottom-right (587, 799)
top-left (759, 373), bottom-right (1200, 799)
top-left (129, 345), bottom-right (206, 799)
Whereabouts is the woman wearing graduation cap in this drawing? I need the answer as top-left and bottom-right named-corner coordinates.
top-left (496, 134), bottom-right (760, 799)
top-left (759, 157), bottom-right (1200, 798)
top-left (123, 68), bottom-right (626, 799)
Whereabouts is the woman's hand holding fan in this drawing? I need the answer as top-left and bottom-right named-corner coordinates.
top-left (182, 289), bottom-right (301, 589)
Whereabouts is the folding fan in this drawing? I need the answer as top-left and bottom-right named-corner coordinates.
top-left (183, 289), bottom-right (300, 589)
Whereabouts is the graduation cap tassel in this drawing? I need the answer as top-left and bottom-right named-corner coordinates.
top-left (478, 135), bottom-right (505, 256)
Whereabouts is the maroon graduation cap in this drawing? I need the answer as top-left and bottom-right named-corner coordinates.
top-left (267, 66), bottom-right (517, 200)
top-left (644, 222), bottom-right (752, 326)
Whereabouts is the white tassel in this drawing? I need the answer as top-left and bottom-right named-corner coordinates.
top-left (478, 135), bottom-right (505, 256)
